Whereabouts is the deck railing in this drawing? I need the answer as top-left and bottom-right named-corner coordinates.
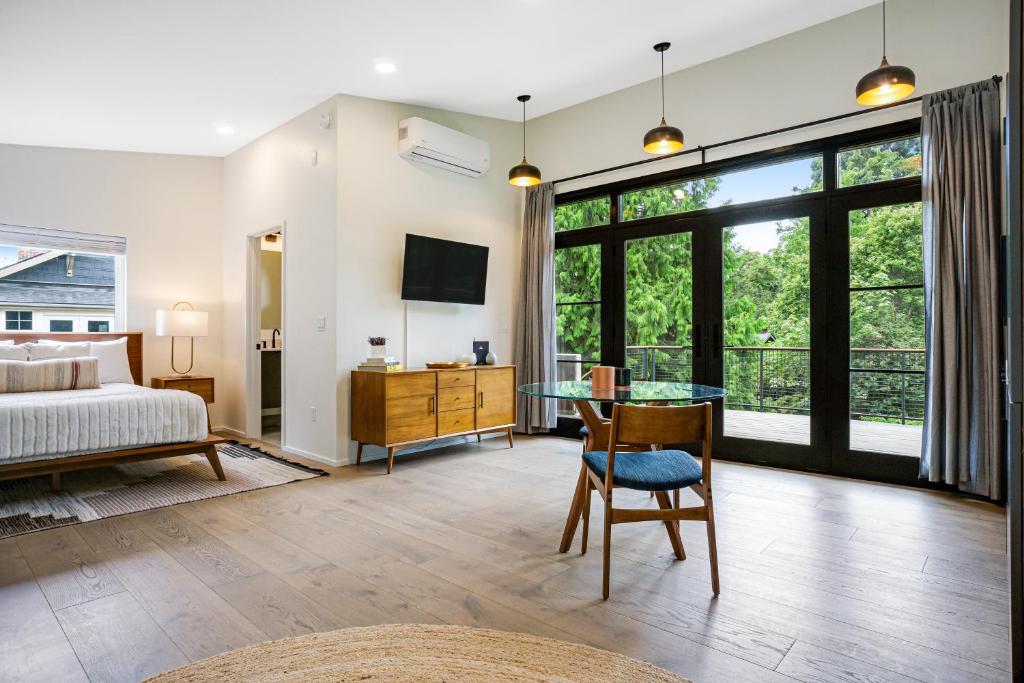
top-left (624, 345), bottom-right (925, 425)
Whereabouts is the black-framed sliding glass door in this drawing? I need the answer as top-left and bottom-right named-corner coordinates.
top-left (827, 184), bottom-right (925, 481)
top-left (706, 199), bottom-right (829, 472)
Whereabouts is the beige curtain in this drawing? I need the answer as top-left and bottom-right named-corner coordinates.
top-left (514, 182), bottom-right (557, 433)
top-left (920, 79), bottom-right (1003, 499)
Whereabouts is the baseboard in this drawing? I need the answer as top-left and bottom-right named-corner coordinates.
top-left (213, 425), bottom-right (246, 437)
top-left (283, 445), bottom-right (343, 468)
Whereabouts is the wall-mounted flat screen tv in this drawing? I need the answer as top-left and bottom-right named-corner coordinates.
top-left (401, 234), bottom-right (489, 305)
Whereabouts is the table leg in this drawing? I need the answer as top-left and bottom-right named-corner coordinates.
top-left (559, 399), bottom-right (609, 552)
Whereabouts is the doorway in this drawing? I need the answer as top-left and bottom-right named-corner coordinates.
top-left (247, 227), bottom-right (285, 445)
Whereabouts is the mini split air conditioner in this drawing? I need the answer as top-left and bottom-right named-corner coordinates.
top-left (398, 117), bottom-right (490, 178)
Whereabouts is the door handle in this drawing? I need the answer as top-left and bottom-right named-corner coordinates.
top-left (429, 396), bottom-right (435, 415)
top-left (712, 324), bottom-right (722, 359)
top-left (693, 324), bottom-right (703, 358)
top-left (479, 392), bottom-right (484, 409)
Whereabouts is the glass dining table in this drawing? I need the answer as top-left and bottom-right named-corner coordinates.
top-left (518, 380), bottom-right (727, 552)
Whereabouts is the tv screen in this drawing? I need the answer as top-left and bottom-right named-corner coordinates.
top-left (401, 234), bottom-right (489, 305)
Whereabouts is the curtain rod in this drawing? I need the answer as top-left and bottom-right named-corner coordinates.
top-left (550, 75), bottom-right (1004, 186)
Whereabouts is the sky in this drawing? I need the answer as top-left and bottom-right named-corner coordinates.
top-left (711, 156), bottom-right (816, 253)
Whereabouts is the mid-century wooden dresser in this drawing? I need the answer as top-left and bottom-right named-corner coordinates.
top-left (351, 365), bottom-right (516, 473)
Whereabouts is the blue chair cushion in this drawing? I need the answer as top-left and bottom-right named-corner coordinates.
top-left (583, 449), bottom-right (703, 492)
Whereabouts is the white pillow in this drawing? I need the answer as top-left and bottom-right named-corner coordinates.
top-left (88, 337), bottom-right (134, 384)
top-left (35, 339), bottom-right (90, 349)
top-left (0, 340), bottom-right (12, 346)
top-left (0, 344), bottom-right (30, 361)
top-left (27, 343), bottom-right (90, 360)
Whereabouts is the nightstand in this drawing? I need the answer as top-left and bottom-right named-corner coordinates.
top-left (151, 375), bottom-right (214, 431)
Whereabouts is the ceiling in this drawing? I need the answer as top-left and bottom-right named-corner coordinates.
top-left (0, 0), bottom-right (880, 156)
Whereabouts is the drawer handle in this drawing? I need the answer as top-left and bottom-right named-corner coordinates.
top-left (429, 396), bottom-right (435, 415)
top-left (479, 392), bottom-right (484, 409)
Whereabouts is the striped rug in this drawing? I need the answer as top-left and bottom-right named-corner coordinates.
top-left (0, 441), bottom-right (326, 539)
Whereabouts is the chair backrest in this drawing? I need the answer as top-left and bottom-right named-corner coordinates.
top-left (609, 402), bottom-right (710, 447)
top-left (605, 402), bottom-right (713, 489)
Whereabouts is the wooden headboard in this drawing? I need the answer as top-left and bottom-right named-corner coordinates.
top-left (0, 332), bottom-right (144, 385)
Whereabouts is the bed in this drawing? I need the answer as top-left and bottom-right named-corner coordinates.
top-left (0, 331), bottom-right (225, 488)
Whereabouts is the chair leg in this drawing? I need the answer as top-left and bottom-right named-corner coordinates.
top-left (654, 491), bottom-right (685, 560)
top-left (386, 447), bottom-right (395, 474)
top-left (706, 496), bottom-right (721, 595)
top-left (602, 499), bottom-right (612, 600)
top-left (581, 480), bottom-right (592, 555)
top-left (559, 463), bottom-right (588, 553)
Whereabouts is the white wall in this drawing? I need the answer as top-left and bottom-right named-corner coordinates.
top-left (0, 144), bottom-right (224, 420)
top-left (222, 99), bottom-right (339, 463)
top-left (531, 0), bottom-right (1009, 191)
top-left (334, 95), bottom-right (522, 464)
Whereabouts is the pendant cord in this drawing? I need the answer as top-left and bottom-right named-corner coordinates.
top-left (882, 0), bottom-right (887, 59)
top-left (660, 49), bottom-right (666, 120)
top-left (522, 99), bottom-right (526, 158)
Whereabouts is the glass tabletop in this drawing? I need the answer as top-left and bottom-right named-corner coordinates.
top-left (518, 380), bottom-right (726, 403)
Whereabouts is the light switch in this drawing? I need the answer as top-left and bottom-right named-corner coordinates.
top-left (316, 315), bottom-right (327, 331)
top-left (311, 150), bottom-right (318, 166)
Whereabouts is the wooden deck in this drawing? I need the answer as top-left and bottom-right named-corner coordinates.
top-left (725, 410), bottom-right (922, 457)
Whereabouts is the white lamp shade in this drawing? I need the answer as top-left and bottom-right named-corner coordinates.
top-left (155, 309), bottom-right (208, 337)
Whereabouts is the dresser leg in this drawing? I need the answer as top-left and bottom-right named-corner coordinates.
top-left (355, 442), bottom-right (363, 465)
top-left (50, 472), bottom-right (61, 491)
top-left (477, 433), bottom-right (482, 443)
top-left (386, 447), bottom-right (395, 474)
top-left (506, 427), bottom-right (514, 448)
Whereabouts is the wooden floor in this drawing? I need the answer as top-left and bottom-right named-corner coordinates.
top-left (0, 435), bottom-right (1008, 682)
top-left (725, 410), bottom-right (923, 457)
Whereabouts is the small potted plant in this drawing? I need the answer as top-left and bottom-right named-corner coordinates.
top-left (368, 336), bottom-right (387, 359)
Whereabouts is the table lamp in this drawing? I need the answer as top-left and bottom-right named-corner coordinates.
top-left (155, 301), bottom-right (209, 376)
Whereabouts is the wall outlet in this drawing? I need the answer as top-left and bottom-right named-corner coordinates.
top-left (310, 406), bottom-right (318, 423)
top-left (316, 315), bottom-right (326, 331)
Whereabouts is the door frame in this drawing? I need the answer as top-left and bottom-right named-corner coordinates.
top-left (244, 223), bottom-right (286, 444)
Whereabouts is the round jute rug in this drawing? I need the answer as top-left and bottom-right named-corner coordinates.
top-left (146, 623), bottom-right (691, 682)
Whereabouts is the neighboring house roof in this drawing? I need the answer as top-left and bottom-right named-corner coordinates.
top-left (0, 282), bottom-right (113, 308)
top-left (0, 251), bottom-right (114, 309)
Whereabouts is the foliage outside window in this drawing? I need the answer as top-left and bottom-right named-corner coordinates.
top-left (554, 197), bottom-right (610, 233)
top-left (838, 137), bottom-right (921, 188)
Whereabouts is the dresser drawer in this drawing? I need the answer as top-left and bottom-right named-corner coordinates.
top-left (437, 369), bottom-right (475, 388)
top-left (437, 408), bottom-right (475, 436)
top-left (386, 372), bottom-right (436, 398)
top-left (386, 395), bottom-right (437, 444)
top-left (438, 386), bottom-right (474, 412)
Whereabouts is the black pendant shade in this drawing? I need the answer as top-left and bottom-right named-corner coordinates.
top-left (508, 95), bottom-right (541, 187)
top-left (856, 0), bottom-right (916, 105)
top-left (644, 42), bottom-right (684, 155)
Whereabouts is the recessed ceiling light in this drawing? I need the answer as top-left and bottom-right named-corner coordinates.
top-left (216, 125), bottom-right (235, 135)
top-left (375, 61), bottom-right (397, 74)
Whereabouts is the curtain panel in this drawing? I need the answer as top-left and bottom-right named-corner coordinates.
top-left (920, 79), bottom-right (1003, 499)
top-left (513, 182), bottom-right (557, 433)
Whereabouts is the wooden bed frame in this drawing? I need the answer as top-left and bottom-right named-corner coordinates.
top-left (0, 331), bottom-right (225, 488)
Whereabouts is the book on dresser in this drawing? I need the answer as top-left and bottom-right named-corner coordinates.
top-left (351, 365), bottom-right (516, 473)
top-left (358, 356), bottom-right (403, 372)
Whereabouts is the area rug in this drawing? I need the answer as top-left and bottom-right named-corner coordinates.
top-left (146, 623), bottom-right (690, 683)
top-left (0, 441), bottom-right (326, 539)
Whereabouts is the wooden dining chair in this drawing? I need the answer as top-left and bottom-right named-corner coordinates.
top-left (578, 401), bottom-right (718, 599)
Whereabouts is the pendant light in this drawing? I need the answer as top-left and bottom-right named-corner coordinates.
top-left (855, 0), bottom-right (916, 106)
top-left (643, 42), bottom-right (684, 155)
top-left (508, 95), bottom-right (541, 187)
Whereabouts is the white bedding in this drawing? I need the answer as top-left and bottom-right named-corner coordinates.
top-left (0, 383), bottom-right (208, 464)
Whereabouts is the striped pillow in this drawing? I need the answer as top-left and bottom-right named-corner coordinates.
top-left (0, 357), bottom-right (101, 393)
